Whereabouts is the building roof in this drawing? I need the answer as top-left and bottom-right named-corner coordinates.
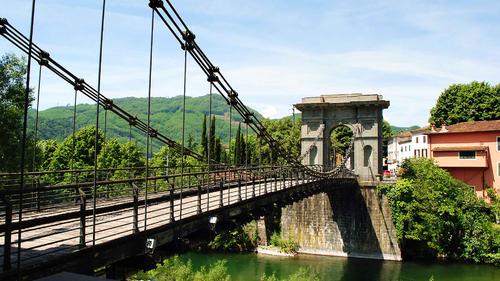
top-left (393, 126), bottom-right (429, 138)
top-left (432, 146), bottom-right (488, 152)
top-left (427, 120), bottom-right (500, 134)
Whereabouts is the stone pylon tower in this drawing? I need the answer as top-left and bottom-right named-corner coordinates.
top-left (295, 94), bottom-right (389, 181)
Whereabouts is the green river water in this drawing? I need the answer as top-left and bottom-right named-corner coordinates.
top-left (177, 252), bottom-right (499, 281)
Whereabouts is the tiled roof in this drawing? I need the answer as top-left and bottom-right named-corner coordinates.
top-left (395, 131), bottom-right (412, 137)
top-left (432, 146), bottom-right (488, 152)
top-left (428, 120), bottom-right (500, 134)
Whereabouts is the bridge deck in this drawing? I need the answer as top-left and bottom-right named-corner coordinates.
top-left (0, 177), bottom-right (312, 272)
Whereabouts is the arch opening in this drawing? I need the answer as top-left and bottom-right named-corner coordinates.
top-left (329, 125), bottom-right (354, 170)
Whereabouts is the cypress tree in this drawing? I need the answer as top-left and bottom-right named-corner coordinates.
top-left (215, 137), bottom-right (221, 162)
top-left (210, 116), bottom-right (216, 156)
top-left (234, 124), bottom-right (241, 165)
top-left (201, 115), bottom-right (207, 157)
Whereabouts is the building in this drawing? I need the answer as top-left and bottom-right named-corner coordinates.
top-left (426, 120), bottom-right (500, 198)
top-left (387, 128), bottom-right (429, 174)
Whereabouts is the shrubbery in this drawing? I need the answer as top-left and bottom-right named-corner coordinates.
top-left (269, 232), bottom-right (299, 254)
top-left (131, 256), bottom-right (319, 281)
top-left (379, 158), bottom-right (499, 263)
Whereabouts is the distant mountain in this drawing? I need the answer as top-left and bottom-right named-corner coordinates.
top-left (390, 125), bottom-right (420, 134)
top-left (29, 95), bottom-right (263, 149)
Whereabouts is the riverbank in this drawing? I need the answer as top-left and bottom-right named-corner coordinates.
top-left (134, 252), bottom-right (499, 281)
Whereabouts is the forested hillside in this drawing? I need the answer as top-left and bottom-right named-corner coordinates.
top-left (28, 95), bottom-right (262, 149)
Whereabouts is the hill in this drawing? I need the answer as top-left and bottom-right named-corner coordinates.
top-left (29, 95), bottom-right (263, 149)
top-left (390, 125), bottom-right (420, 134)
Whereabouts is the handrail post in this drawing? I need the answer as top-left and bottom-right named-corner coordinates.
top-left (35, 177), bottom-right (41, 211)
top-left (2, 196), bottom-right (12, 271)
top-left (264, 171), bottom-right (268, 194)
top-left (219, 180), bottom-right (224, 207)
top-left (132, 182), bottom-right (139, 233)
top-left (252, 175), bottom-right (256, 198)
top-left (153, 169), bottom-right (158, 193)
top-left (274, 169), bottom-right (277, 192)
top-left (105, 171), bottom-right (110, 199)
top-left (237, 177), bottom-right (242, 202)
top-left (77, 188), bottom-right (86, 248)
top-left (169, 178), bottom-right (175, 222)
top-left (197, 176), bottom-right (202, 214)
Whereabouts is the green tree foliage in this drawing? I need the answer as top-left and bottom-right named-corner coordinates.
top-left (29, 95), bottom-right (262, 149)
top-left (201, 115), bottom-right (207, 157)
top-left (208, 224), bottom-right (255, 252)
top-left (258, 117), bottom-right (301, 165)
top-left (210, 116), bottom-right (216, 159)
top-left (0, 53), bottom-right (34, 171)
top-left (98, 138), bottom-right (144, 170)
top-left (429, 81), bottom-right (500, 126)
top-left (382, 120), bottom-right (392, 158)
top-left (47, 126), bottom-right (104, 171)
top-left (379, 158), bottom-right (499, 263)
top-left (269, 231), bottom-right (299, 254)
top-left (151, 146), bottom-right (181, 168)
top-left (132, 256), bottom-right (320, 281)
top-left (132, 256), bottom-right (231, 281)
top-left (330, 126), bottom-right (353, 163)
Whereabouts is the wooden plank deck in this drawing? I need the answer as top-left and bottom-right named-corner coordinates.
top-left (0, 178), bottom-right (306, 271)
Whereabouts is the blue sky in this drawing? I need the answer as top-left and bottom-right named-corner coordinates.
top-left (1, 0), bottom-right (499, 126)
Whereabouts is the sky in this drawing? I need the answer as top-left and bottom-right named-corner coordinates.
top-left (1, 0), bottom-right (499, 127)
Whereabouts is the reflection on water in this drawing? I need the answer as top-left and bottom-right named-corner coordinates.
top-left (180, 252), bottom-right (499, 281)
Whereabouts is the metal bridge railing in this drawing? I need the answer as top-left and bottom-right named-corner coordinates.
top-left (0, 165), bottom-right (315, 272)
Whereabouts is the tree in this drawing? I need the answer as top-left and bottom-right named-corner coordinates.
top-left (209, 116), bottom-right (216, 158)
top-left (382, 120), bottom-right (393, 158)
top-left (201, 115), bottom-right (207, 157)
top-left (48, 126), bottom-right (104, 171)
top-left (234, 123), bottom-right (241, 165)
top-left (379, 158), bottom-right (499, 263)
top-left (331, 126), bottom-right (353, 158)
top-left (0, 53), bottom-right (34, 171)
top-left (429, 81), bottom-right (500, 126)
top-left (259, 117), bottom-right (301, 165)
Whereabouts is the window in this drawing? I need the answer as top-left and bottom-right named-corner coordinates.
top-left (416, 137), bottom-right (419, 143)
top-left (498, 162), bottom-right (500, 177)
top-left (459, 151), bottom-right (476, 160)
top-left (423, 136), bottom-right (427, 143)
top-left (497, 136), bottom-right (500, 151)
top-left (423, 149), bottom-right (428, 158)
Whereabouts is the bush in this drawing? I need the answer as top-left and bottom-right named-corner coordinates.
top-left (207, 224), bottom-right (256, 252)
top-left (378, 158), bottom-right (499, 263)
top-left (130, 256), bottom-right (230, 281)
top-left (269, 232), bottom-right (299, 254)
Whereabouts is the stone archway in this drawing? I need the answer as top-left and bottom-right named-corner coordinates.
top-left (295, 94), bottom-right (389, 181)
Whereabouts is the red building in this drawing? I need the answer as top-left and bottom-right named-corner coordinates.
top-left (426, 120), bottom-right (500, 199)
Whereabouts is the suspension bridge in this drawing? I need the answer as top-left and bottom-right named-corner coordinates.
top-left (0, 1), bottom-right (393, 280)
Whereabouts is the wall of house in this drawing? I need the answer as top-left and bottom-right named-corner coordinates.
top-left (433, 151), bottom-right (488, 168)
top-left (447, 167), bottom-right (487, 197)
top-left (411, 132), bottom-right (429, 158)
top-left (428, 131), bottom-right (500, 195)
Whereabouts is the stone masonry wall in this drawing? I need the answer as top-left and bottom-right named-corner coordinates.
top-left (281, 184), bottom-right (401, 260)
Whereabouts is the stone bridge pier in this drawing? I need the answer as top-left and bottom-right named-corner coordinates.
top-left (281, 182), bottom-right (401, 260)
top-left (278, 94), bottom-right (400, 260)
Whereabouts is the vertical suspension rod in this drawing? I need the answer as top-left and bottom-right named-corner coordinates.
top-left (17, 0), bottom-right (37, 271)
top-left (93, 0), bottom-right (107, 246)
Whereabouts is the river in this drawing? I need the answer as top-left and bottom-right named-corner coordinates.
top-left (177, 252), bottom-right (499, 281)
